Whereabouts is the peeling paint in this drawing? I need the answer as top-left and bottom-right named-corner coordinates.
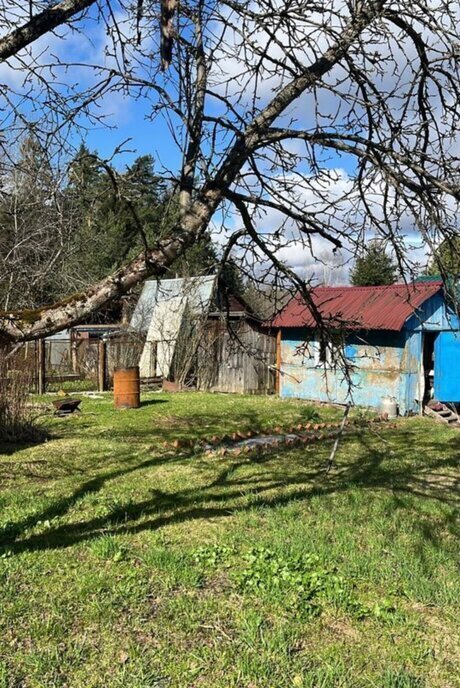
top-left (280, 329), bottom-right (411, 413)
top-left (278, 292), bottom-right (460, 414)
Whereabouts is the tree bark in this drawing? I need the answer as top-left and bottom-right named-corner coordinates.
top-left (0, 0), bottom-right (97, 62)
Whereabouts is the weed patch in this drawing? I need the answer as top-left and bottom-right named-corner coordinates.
top-left (195, 544), bottom-right (399, 621)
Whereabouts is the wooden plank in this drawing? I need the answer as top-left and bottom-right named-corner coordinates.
top-left (37, 338), bottom-right (46, 395)
top-left (275, 329), bottom-right (281, 394)
top-left (424, 404), bottom-right (459, 425)
top-left (98, 339), bottom-right (107, 392)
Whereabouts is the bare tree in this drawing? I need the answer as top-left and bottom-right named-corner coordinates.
top-left (0, 134), bottom-right (77, 310)
top-left (0, 0), bottom-right (459, 343)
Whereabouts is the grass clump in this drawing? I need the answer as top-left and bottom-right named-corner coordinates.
top-left (380, 669), bottom-right (425, 687)
top-left (89, 534), bottom-right (127, 561)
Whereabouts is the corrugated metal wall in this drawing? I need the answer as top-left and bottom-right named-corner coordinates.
top-left (278, 292), bottom-right (460, 413)
top-left (279, 328), bottom-right (408, 411)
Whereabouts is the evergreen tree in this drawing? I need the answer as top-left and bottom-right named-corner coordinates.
top-left (0, 140), bottom-right (239, 311)
top-left (104, 154), bottom-right (168, 261)
top-left (350, 244), bottom-right (398, 286)
top-left (426, 237), bottom-right (460, 278)
top-left (64, 149), bottom-right (169, 286)
top-left (63, 144), bottom-right (105, 284)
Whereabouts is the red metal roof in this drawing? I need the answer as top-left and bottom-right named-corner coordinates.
top-left (271, 282), bottom-right (442, 332)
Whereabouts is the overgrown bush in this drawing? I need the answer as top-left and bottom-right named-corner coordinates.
top-left (0, 354), bottom-right (45, 443)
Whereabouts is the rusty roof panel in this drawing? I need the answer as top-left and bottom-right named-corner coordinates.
top-left (271, 282), bottom-right (442, 332)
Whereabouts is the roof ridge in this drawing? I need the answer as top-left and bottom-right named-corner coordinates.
top-left (310, 281), bottom-right (442, 291)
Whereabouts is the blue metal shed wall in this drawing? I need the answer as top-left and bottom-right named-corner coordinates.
top-left (405, 292), bottom-right (460, 331)
top-left (279, 328), bottom-right (411, 412)
top-left (404, 293), bottom-right (460, 407)
top-left (279, 293), bottom-right (460, 413)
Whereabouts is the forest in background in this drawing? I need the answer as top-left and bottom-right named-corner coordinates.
top-left (1, 136), bottom-right (457, 322)
top-left (0, 137), bottom-right (229, 314)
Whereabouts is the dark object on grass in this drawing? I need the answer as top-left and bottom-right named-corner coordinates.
top-left (52, 398), bottom-right (82, 416)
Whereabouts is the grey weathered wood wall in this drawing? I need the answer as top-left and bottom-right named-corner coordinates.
top-left (198, 321), bottom-right (276, 394)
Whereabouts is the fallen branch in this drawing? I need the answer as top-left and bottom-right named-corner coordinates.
top-left (326, 404), bottom-right (350, 473)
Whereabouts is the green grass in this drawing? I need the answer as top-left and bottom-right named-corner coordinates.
top-left (45, 378), bottom-right (97, 393)
top-left (0, 392), bottom-right (459, 687)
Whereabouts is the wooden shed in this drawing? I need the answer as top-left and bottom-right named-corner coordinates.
top-left (197, 307), bottom-right (276, 395)
top-left (130, 276), bottom-right (276, 394)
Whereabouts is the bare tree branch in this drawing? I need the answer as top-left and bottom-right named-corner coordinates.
top-left (0, 0), bottom-right (97, 62)
top-left (0, 0), bottom-right (458, 345)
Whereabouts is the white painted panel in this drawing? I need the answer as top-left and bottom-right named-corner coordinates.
top-left (139, 296), bottom-right (188, 378)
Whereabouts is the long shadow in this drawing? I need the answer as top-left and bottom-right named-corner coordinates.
top-left (2, 423), bottom-right (459, 555)
top-left (0, 448), bottom-right (188, 544)
top-left (0, 429), bottom-right (50, 457)
top-left (51, 408), bottom-right (273, 444)
top-left (0, 408), bottom-right (280, 504)
top-left (3, 478), bottom-right (323, 553)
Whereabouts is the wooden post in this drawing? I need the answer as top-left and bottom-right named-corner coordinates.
top-left (71, 340), bottom-right (78, 373)
top-left (38, 338), bottom-right (46, 395)
top-left (98, 339), bottom-right (107, 392)
top-left (275, 328), bottom-right (282, 395)
top-left (151, 340), bottom-right (158, 378)
top-left (326, 404), bottom-right (350, 473)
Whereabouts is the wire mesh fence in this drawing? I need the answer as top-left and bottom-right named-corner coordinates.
top-left (2, 325), bottom-right (275, 395)
top-left (3, 331), bottom-right (146, 394)
top-left (45, 338), bottom-right (99, 392)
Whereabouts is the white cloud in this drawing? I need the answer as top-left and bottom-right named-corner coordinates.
top-left (214, 165), bottom-right (449, 285)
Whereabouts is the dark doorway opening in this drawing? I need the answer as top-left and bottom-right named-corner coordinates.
top-left (422, 332), bottom-right (437, 405)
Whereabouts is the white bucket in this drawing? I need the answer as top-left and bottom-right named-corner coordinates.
top-left (380, 396), bottom-right (398, 418)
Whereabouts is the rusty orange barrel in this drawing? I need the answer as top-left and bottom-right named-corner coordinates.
top-left (113, 367), bottom-right (140, 409)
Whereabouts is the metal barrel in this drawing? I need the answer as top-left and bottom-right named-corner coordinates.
top-left (113, 366), bottom-right (140, 409)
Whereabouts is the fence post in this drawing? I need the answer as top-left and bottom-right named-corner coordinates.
top-left (275, 329), bottom-right (281, 395)
top-left (98, 339), bottom-right (107, 392)
top-left (38, 338), bottom-right (46, 395)
top-left (151, 340), bottom-right (158, 378)
top-left (71, 340), bottom-right (78, 373)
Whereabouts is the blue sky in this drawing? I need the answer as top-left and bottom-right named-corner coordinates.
top-left (82, 96), bottom-right (183, 171)
top-left (0, 1), bottom-right (361, 179)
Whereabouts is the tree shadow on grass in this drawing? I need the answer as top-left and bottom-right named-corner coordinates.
top-left (0, 427), bottom-right (50, 457)
top-left (2, 423), bottom-right (459, 555)
top-left (48, 408), bottom-right (272, 444)
top-left (0, 449), bottom-right (187, 545)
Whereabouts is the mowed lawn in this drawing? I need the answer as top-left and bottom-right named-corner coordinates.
top-left (0, 393), bottom-right (459, 688)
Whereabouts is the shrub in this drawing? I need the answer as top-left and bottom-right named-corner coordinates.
top-left (0, 353), bottom-right (46, 443)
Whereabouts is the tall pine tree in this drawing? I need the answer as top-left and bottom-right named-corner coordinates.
top-left (350, 244), bottom-right (398, 286)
